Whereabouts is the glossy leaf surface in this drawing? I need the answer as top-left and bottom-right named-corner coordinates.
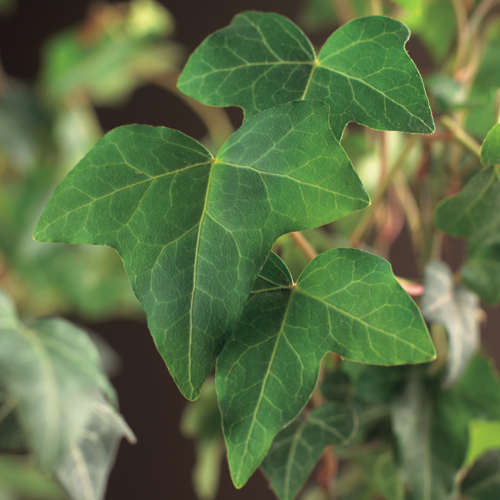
top-left (0, 290), bottom-right (115, 471)
top-left (261, 402), bottom-right (356, 500)
top-left (56, 397), bottom-right (136, 500)
top-left (178, 12), bottom-right (434, 139)
top-left (34, 100), bottom-right (368, 400)
top-left (435, 124), bottom-right (500, 245)
top-left (217, 249), bottom-right (434, 487)
top-left (421, 261), bottom-right (479, 387)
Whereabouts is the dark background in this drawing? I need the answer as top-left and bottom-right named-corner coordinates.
top-left (1, 1), bottom-right (499, 499)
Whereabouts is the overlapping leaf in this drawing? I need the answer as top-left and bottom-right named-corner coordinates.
top-left (465, 420), bottom-right (500, 467)
top-left (34, 100), bottom-right (369, 400)
top-left (56, 397), bottom-right (136, 500)
top-left (392, 355), bottom-right (500, 500)
top-left (261, 402), bottom-right (356, 500)
top-left (0, 289), bottom-right (116, 471)
top-left (177, 12), bottom-right (434, 139)
top-left (421, 261), bottom-right (479, 387)
top-left (217, 249), bottom-right (434, 487)
top-left (435, 124), bottom-right (500, 245)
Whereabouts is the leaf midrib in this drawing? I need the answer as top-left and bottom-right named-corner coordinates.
top-left (234, 287), bottom-right (296, 485)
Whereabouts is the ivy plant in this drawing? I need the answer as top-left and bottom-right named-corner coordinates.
top-left (2, 1), bottom-right (500, 499)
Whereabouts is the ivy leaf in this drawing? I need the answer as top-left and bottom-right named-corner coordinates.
top-left (56, 397), bottom-right (136, 500)
top-left (217, 249), bottom-right (434, 488)
top-left (421, 261), bottom-right (479, 388)
top-left (34, 99), bottom-right (369, 400)
top-left (392, 355), bottom-right (500, 500)
top-left (261, 402), bottom-right (357, 500)
top-left (177, 12), bottom-right (434, 139)
top-left (435, 123), bottom-right (500, 245)
top-left (462, 242), bottom-right (500, 304)
top-left (464, 420), bottom-right (500, 467)
top-left (0, 289), bottom-right (116, 471)
top-left (460, 450), bottom-right (500, 500)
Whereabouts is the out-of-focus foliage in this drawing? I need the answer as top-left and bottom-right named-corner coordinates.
top-left (0, 0), bottom-right (185, 318)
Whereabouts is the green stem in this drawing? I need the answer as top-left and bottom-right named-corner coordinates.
top-left (349, 138), bottom-right (415, 248)
top-left (440, 116), bottom-right (481, 160)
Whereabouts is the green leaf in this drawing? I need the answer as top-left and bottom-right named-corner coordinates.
top-left (0, 289), bottom-right (116, 471)
top-left (34, 100), bottom-right (369, 400)
top-left (355, 448), bottom-right (405, 500)
top-left (0, 456), bottom-right (64, 500)
top-left (217, 249), bottom-right (434, 487)
top-left (261, 402), bottom-right (357, 500)
top-left (435, 124), bottom-right (500, 245)
top-left (56, 396), bottom-right (136, 500)
top-left (392, 355), bottom-right (500, 500)
top-left (481, 123), bottom-right (500, 166)
top-left (177, 12), bottom-right (434, 139)
top-left (462, 242), bottom-right (500, 304)
top-left (461, 450), bottom-right (500, 500)
top-left (465, 420), bottom-right (500, 467)
top-left (421, 261), bottom-right (479, 387)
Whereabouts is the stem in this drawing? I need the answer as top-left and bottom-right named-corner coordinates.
top-left (451, 0), bottom-right (471, 78)
top-left (289, 231), bottom-right (318, 262)
top-left (440, 116), bottom-right (481, 160)
top-left (349, 138), bottom-right (415, 248)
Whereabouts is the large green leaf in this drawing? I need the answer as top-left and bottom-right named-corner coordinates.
top-left (56, 396), bottom-right (136, 500)
top-left (421, 261), bottom-right (479, 388)
top-left (392, 356), bottom-right (500, 500)
top-left (0, 289), bottom-right (116, 471)
top-left (461, 450), bottom-right (500, 500)
top-left (261, 402), bottom-right (356, 500)
top-left (177, 12), bottom-right (434, 139)
top-left (217, 249), bottom-right (434, 487)
top-left (34, 100), bottom-right (369, 400)
top-left (435, 124), bottom-right (500, 245)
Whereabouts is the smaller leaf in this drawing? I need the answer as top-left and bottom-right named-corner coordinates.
top-left (481, 123), bottom-right (500, 166)
top-left (435, 124), bottom-right (500, 245)
top-left (0, 289), bottom-right (117, 471)
top-left (462, 242), bottom-right (500, 304)
top-left (461, 450), bottom-right (500, 500)
top-left (217, 249), bottom-right (434, 488)
top-left (261, 402), bottom-right (356, 500)
top-left (56, 396), bottom-right (136, 500)
top-left (421, 261), bottom-right (479, 387)
top-left (464, 419), bottom-right (500, 467)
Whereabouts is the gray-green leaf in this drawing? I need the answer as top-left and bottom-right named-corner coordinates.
top-left (56, 397), bottom-right (136, 500)
top-left (34, 100), bottom-right (368, 400)
top-left (421, 261), bottom-right (479, 388)
top-left (0, 290), bottom-right (116, 471)
top-left (177, 12), bottom-right (434, 139)
top-left (261, 402), bottom-right (356, 500)
top-left (217, 249), bottom-right (434, 487)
